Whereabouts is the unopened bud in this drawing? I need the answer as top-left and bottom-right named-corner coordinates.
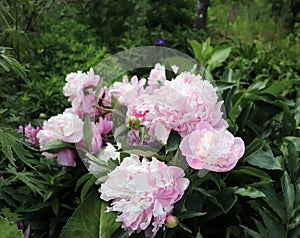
top-left (165, 215), bottom-right (178, 228)
top-left (39, 113), bottom-right (47, 119)
top-left (128, 116), bottom-right (140, 129)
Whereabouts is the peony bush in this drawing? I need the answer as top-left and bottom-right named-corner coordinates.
top-left (17, 61), bottom-right (249, 237)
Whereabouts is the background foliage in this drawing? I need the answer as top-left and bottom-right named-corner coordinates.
top-left (0, 0), bottom-right (299, 237)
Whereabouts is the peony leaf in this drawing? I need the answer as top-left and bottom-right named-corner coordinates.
top-left (99, 199), bottom-right (121, 238)
top-left (0, 217), bottom-right (23, 238)
top-left (59, 191), bottom-right (121, 238)
top-left (207, 45), bottom-right (231, 71)
top-left (281, 171), bottom-right (295, 222)
top-left (257, 207), bottom-right (287, 238)
top-left (179, 210), bottom-right (206, 220)
top-left (41, 139), bottom-right (74, 153)
top-left (240, 225), bottom-right (267, 238)
top-left (83, 115), bottom-right (93, 152)
top-left (245, 150), bottom-right (283, 170)
top-left (284, 136), bottom-right (300, 151)
top-left (138, 125), bottom-right (146, 143)
top-left (261, 79), bottom-right (294, 96)
top-left (166, 130), bottom-right (181, 153)
top-left (232, 166), bottom-right (271, 179)
top-left (59, 191), bottom-right (101, 238)
top-left (234, 187), bottom-right (266, 198)
top-left (121, 145), bottom-right (158, 157)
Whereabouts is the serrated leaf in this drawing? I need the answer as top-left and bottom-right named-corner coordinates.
top-left (235, 187), bottom-right (266, 198)
top-left (0, 128), bottom-right (33, 167)
top-left (245, 150), bottom-right (282, 170)
top-left (0, 217), bottom-right (23, 238)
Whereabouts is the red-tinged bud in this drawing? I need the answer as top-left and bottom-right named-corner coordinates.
top-left (165, 215), bottom-right (178, 228)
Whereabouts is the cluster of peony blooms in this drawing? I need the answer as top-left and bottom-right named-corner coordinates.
top-left (19, 64), bottom-right (245, 237)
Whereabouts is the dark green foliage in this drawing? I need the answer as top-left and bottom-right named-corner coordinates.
top-left (0, 0), bottom-right (299, 237)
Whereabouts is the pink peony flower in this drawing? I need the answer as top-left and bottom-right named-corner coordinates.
top-left (125, 71), bottom-right (227, 145)
top-left (99, 155), bottom-right (189, 237)
top-left (18, 124), bottom-right (42, 145)
top-left (166, 71), bottom-right (227, 134)
top-left (63, 68), bottom-right (102, 118)
top-left (147, 63), bottom-right (166, 91)
top-left (78, 115), bottom-right (113, 154)
top-left (179, 122), bottom-right (245, 172)
top-left (110, 75), bottom-right (146, 107)
top-left (37, 112), bottom-right (83, 149)
top-left (56, 148), bottom-right (76, 167)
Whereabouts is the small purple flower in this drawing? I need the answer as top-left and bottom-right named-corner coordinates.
top-left (155, 38), bottom-right (164, 46)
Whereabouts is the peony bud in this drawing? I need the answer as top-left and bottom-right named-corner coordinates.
top-left (39, 113), bottom-right (47, 119)
top-left (165, 215), bottom-right (178, 228)
top-left (128, 116), bottom-right (140, 129)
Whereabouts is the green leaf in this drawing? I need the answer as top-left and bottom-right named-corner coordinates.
top-left (235, 187), bottom-right (266, 198)
top-left (196, 230), bottom-right (204, 238)
top-left (59, 191), bottom-right (121, 238)
top-left (0, 128), bottom-right (33, 167)
top-left (179, 211), bottom-right (206, 220)
top-left (261, 80), bottom-right (294, 95)
top-left (232, 166), bottom-right (271, 179)
top-left (80, 175), bottom-right (97, 201)
top-left (41, 139), bottom-right (74, 153)
top-left (284, 136), bottom-right (300, 151)
top-left (166, 130), bottom-right (181, 153)
top-left (0, 51), bottom-right (28, 83)
top-left (51, 198), bottom-right (59, 216)
top-left (286, 141), bottom-right (299, 180)
top-left (121, 145), bottom-right (158, 157)
top-left (245, 150), bottom-right (282, 170)
top-left (258, 207), bottom-right (287, 238)
top-left (281, 171), bottom-right (295, 222)
top-left (99, 201), bottom-right (121, 238)
top-left (0, 217), bottom-right (23, 238)
top-left (178, 222), bottom-right (192, 233)
top-left (83, 115), bottom-right (93, 152)
top-left (242, 139), bottom-right (264, 159)
top-left (207, 45), bottom-right (231, 71)
top-left (261, 185), bottom-right (285, 221)
top-left (212, 188), bottom-right (238, 214)
top-left (139, 125), bottom-right (146, 143)
top-left (188, 39), bottom-right (204, 64)
top-left (240, 225), bottom-right (267, 238)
